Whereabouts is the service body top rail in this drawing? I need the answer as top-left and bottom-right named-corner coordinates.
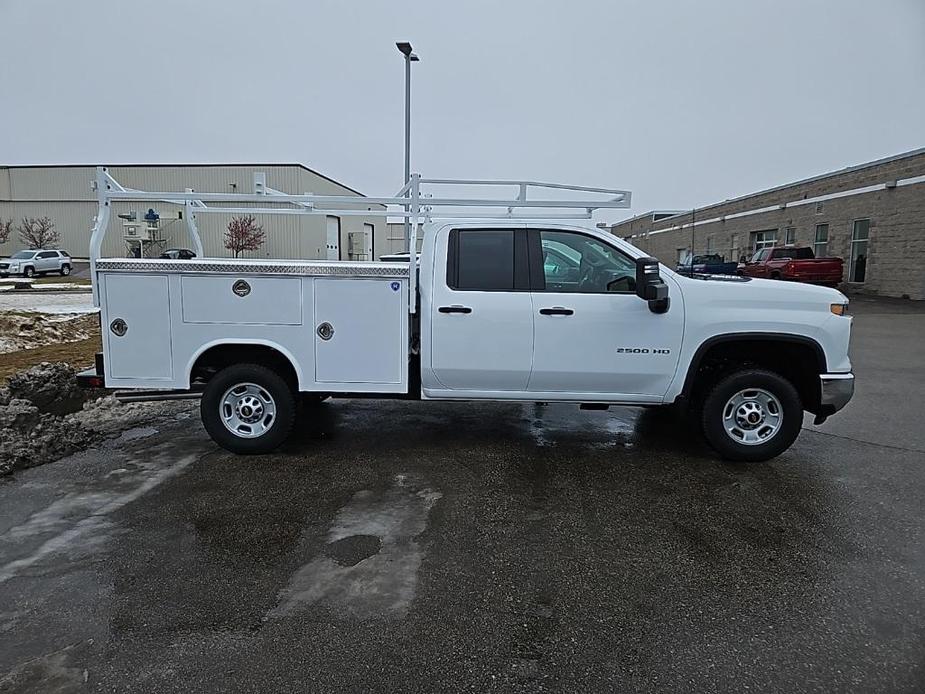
top-left (95, 258), bottom-right (410, 278)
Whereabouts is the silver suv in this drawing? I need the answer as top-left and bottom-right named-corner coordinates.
top-left (0, 250), bottom-right (72, 278)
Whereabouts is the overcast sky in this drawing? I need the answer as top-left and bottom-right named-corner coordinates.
top-left (1, 0), bottom-right (922, 223)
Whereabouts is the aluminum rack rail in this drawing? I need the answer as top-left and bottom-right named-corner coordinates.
top-left (89, 166), bottom-right (632, 312)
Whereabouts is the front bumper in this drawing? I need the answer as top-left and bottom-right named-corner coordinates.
top-left (818, 372), bottom-right (854, 416)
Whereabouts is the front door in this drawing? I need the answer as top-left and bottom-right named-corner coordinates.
top-left (528, 229), bottom-right (683, 399)
top-left (429, 227), bottom-right (533, 392)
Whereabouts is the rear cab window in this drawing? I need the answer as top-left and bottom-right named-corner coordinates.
top-left (446, 229), bottom-right (528, 291)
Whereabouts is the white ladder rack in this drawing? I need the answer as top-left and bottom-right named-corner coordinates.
top-left (89, 166), bottom-right (632, 312)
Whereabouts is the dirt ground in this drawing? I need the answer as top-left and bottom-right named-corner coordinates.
top-left (0, 333), bottom-right (100, 381)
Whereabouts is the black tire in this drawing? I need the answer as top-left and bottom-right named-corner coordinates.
top-left (700, 368), bottom-right (802, 462)
top-left (60, 264), bottom-right (71, 276)
top-left (23, 266), bottom-right (34, 278)
top-left (200, 363), bottom-right (296, 454)
top-left (770, 272), bottom-right (781, 280)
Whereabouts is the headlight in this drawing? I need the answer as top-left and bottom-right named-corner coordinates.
top-left (830, 303), bottom-right (849, 316)
top-left (9, 264), bottom-right (19, 270)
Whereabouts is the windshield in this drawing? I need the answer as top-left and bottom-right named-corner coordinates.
top-left (11, 251), bottom-right (36, 259)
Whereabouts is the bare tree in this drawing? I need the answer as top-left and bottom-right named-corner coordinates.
top-left (0, 219), bottom-right (12, 245)
top-left (224, 215), bottom-right (266, 258)
top-left (17, 216), bottom-right (59, 249)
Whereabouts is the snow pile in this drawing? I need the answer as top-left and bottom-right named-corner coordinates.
top-left (0, 362), bottom-right (195, 476)
top-left (0, 311), bottom-right (98, 354)
top-left (70, 395), bottom-right (195, 438)
top-left (7, 361), bottom-right (88, 414)
top-left (0, 391), bottom-right (96, 476)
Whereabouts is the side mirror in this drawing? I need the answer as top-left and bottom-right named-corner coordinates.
top-left (635, 257), bottom-right (670, 314)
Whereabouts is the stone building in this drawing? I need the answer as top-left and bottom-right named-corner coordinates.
top-left (610, 148), bottom-right (925, 300)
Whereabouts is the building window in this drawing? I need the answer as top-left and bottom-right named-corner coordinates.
top-left (751, 230), bottom-right (777, 252)
top-left (730, 234), bottom-right (740, 262)
top-left (849, 219), bottom-right (869, 283)
top-left (677, 247), bottom-right (690, 265)
top-left (706, 235), bottom-right (714, 253)
top-left (815, 201), bottom-right (824, 215)
top-left (785, 226), bottom-right (796, 245)
top-left (814, 224), bottom-right (829, 257)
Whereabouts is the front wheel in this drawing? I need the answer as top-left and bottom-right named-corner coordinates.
top-left (23, 267), bottom-right (35, 278)
top-left (200, 363), bottom-right (296, 454)
top-left (700, 369), bottom-right (802, 462)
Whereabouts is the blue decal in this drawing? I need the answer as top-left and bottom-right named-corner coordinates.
top-left (390, 281), bottom-right (400, 291)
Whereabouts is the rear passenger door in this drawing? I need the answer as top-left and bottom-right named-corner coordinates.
top-left (428, 226), bottom-right (534, 392)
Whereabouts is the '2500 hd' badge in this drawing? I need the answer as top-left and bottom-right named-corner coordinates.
top-left (617, 347), bottom-right (671, 354)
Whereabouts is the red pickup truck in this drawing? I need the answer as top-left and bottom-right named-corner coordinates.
top-left (739, 246), bottom-right (843, 286)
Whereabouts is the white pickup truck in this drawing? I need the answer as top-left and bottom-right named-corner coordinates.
top-left (78, 168), bottom-right (853, 462)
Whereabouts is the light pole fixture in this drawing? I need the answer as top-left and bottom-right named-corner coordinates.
top-left (397, 42), bottom-right (419, 254)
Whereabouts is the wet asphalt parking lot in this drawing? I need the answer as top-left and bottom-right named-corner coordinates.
top-left (1, 297), bottom-right (924, 693)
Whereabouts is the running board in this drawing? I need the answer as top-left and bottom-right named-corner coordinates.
top-left (113, 389), bottom-right (203, 403)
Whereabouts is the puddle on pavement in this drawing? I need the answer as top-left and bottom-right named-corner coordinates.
top-left (524, 403), bottom-right (637, 448)
top-left (115, 426), bottom-right (159, 442)
top-left (270, 473), bottom-right (441, 620)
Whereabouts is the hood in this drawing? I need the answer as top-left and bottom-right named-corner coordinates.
top-left (671, 269), bottom-right (848, 305)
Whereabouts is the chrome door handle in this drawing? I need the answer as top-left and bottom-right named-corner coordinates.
top-left (539, 307), bottom-right (574, 316)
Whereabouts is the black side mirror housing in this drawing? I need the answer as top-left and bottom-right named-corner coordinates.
top-left (635, 257), bottom-right (670, 313)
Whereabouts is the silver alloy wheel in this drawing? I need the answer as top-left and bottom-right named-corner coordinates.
top-left (220, 382), bottom-right (277, 439)
top-left (721, 388), bottom-right (783, 446)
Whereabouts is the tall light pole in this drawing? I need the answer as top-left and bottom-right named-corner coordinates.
top-left (396, 42), bottom-right (419, 253)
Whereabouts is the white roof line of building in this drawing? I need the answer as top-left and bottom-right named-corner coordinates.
top-left (629, 173), bottom-right (925, 239)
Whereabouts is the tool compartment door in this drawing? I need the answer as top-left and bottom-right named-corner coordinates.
top-left (103, 273), bottom-right (173, 381)
top-left (313, 278), bottom-right (406, 386)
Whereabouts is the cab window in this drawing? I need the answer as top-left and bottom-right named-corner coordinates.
top-left (447, 228), bottom-right (529, 291)
top-left (537, 230), bottom-right (637, 293)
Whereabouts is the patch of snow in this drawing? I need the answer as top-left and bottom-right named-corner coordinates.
top-left (0, 293), bottom-right (96, 314)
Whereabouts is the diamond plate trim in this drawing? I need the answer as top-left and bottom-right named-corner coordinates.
top-left (95, 259), bottom-right (410, 278)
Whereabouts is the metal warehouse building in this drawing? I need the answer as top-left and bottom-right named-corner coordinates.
top-left (0, 164), bottom-right (402, 261)
top-left (611, 148), bottom-right (925, 300)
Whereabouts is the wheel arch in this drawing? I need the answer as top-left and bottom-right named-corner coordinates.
top-left (186, 339), bottom-right (303, 390)
top-left (678, 332), bottom-right (827, 413)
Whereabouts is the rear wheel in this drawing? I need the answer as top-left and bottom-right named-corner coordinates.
top-left (201, 363), bottom-right (296, 454)
top-left (60, 264), bottom-right (71, 276)
top-left (700, 368), bottom-right (802, 462)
